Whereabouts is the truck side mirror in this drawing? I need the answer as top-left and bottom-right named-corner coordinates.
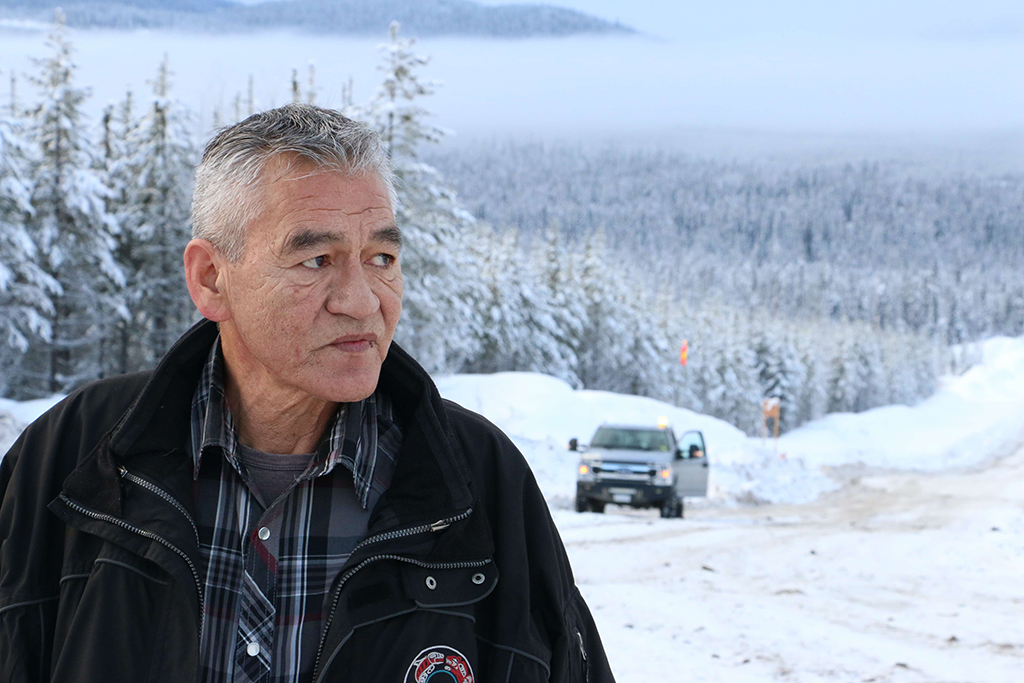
top-left (568, 438), bottom-right (578, 451)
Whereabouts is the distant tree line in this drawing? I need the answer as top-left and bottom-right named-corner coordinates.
top-left (429, 142), bottom-right (1024, 345)
top-left (0, 17), bottom-right (975, 434)
top-left (0, 0), bottom-right (633, 37)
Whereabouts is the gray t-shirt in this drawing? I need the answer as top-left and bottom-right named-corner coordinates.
top-left (236, 443), bottom-right (315, 507)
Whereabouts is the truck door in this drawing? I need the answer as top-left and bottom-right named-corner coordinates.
top-left (673, 430), bottom-right (709, 497)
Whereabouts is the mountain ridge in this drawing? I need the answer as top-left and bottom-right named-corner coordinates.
top-left (0, 0), bottom-right (636, 36)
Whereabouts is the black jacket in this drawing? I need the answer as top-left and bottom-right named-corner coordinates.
top-left (0, 320), bottom-right (614, 682)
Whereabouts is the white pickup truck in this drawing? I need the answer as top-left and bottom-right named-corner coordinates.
top-left (570, 422), bottom-right (709, 518)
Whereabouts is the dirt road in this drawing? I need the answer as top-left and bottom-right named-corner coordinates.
top-left (555, 446), bottom-right (1024, 682)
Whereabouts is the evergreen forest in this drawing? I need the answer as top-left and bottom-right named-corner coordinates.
top-left (1, 15), bottom-right (1020, 435)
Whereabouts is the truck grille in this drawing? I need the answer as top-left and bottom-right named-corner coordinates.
top-left (593, 462), bottom-right (655, 480)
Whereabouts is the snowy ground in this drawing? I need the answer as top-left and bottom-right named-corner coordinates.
top-left (1, 337), bottom-right (1022, 681)
top-left (558, 445), bottom-right (1024, 682)
top-left (438, 337), bottom-right (1024, 682)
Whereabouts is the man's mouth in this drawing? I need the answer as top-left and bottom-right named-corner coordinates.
top-left (329, 333), bottom-right (379, 352)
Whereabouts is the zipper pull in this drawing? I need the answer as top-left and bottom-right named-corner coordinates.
top-left (576, 630), bottom-right (587, 661)
top-left (118, 466), bottom-right (128, 477)
top-left (577, 630), bottom-right (589, 681)
top-left (429, 519), bottom-right (451, 533)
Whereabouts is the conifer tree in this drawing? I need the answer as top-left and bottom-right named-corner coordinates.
top-left (18, 11), bottom-right (123, 396)
top-left (531, 226), bottom-right (584, 385)
top-left (100, 88), bottom-right (138, 375)
top-left (0, 114), bottom-right (60, 395)
top-left (575, 230), bottom-right (633, 391)
top-left (361, 21), bottom-right (484, 374)
top-left (114, 56), bottom-right (195, 370)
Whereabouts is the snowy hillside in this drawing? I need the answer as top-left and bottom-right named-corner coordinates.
top-left (437, 336), bottom-right (1024, 507)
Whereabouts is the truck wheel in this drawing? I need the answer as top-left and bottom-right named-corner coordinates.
top-left (661, 496), bottom-right (682, 519)
top-left (575, 496), bottom-right (587, 513)
top-left (589, 500), bottom-right (605, 514)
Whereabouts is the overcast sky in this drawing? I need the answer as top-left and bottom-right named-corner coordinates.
top-left (3, 0), bottom-right (1022, 149)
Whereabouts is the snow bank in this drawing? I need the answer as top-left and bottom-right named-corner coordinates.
top-left (0, 395), bottom-right (64, 456)
top-left (1, 336), bottom-right (1021, 507)
top-left (439, 336), bottom-right (1024, 506)
top-left (437, 373), bottom-right (835, 506)
top-left (778, 336), bottom-right (1024, 471)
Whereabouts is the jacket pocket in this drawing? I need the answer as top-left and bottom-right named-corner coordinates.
top-left (51, 542), bottom-right (197, 683)
top-left (321, 561), bottom-right (505, 682)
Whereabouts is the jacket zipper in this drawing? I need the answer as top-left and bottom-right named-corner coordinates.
top-left (57, 489), bottom-right (206, 649)
top-left (312, 508), bottom-right (480, 682)
top-left (118, 466), bottom-right (200, 547)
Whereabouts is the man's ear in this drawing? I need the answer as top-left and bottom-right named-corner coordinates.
top-left (184, 239), bottom-right (232, 322)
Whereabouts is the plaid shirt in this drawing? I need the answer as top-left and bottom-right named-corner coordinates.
top-left (190, 339), bottom-right (402, 683)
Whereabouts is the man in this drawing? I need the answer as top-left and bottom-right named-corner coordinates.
top-left (0, 105), bottom-right (614, 682)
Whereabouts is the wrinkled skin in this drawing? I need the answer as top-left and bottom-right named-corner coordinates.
top-left (185, 156), bottom-right (403, 452)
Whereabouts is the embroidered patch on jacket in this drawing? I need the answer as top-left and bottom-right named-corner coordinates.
top-left (404, 645), bottom-right (475, 683)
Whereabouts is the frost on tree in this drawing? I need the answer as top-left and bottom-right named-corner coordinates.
top-left (0, 115), bottom-right (60, 396)
top-left (107, 55), bottom-right (196, 374)
top-left (17, 11), bottom-right (124, 397)
top-left (360, 21), bottom-right (485, 374)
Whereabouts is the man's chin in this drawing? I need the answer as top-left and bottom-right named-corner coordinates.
top-left (311, 365), bottom-right (383, 404)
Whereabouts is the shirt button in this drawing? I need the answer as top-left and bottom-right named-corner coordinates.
top-left (246, 642), bottom-right (260, 657)
top-left (258, 527), bottom-right (271, 541)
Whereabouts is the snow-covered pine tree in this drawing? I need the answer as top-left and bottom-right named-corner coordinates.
top-left (114, 56), bottom-right (196, 371)
top-left (827, 336), bottom-right (863, 413)
top-left (360, 21), bottom-right (485, 374)
top-left (368, 21), bottom-right (445, 160)
top-left (530, 225), bottom-right (583, 385)
top-left (0, 113), bottom-right (60, 396)
top-left (17, 11), bottom-right (123, 397)
top-left (795, 333), bottom-right (828, 425)
top-left (462, 228), bottom-right (520, 374)
top-left (575, 229), bottom-right (636, 392)
top-left (99, 88), bottom-right (139, 375)
top-left (465, 227), bottom-right (568, 377)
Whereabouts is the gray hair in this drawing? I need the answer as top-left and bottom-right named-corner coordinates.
top-left (191, 103), bottom-right (396, 262)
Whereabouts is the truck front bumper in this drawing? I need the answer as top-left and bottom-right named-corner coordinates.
top-left (576, 480), bottom-right (673, 507)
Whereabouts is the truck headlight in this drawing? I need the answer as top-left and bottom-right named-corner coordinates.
top-left (578, 460), bottom-right (596, 480)
top-left (655, 466), bottom-right (672, 483)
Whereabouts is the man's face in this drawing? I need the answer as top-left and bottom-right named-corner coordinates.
top-left (217, 158), bottom-right (402, 405)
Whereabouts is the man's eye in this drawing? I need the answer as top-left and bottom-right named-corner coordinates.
top-left (369, 253), bottom-right (397, 267)
top-left (301, 255), bottom-right (328, 269)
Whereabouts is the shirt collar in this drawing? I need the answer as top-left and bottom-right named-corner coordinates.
top-left (189, 336), bottom-right (380, 509)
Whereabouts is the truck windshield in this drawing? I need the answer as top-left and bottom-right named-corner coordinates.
top-left (590, 427), bottom-right (671, 451)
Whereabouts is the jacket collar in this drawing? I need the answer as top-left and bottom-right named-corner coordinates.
top-left (69, 318), bottom-right (474, 525)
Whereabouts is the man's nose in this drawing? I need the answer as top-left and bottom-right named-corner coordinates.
top-left (324, 259), bottom-right (379, 319)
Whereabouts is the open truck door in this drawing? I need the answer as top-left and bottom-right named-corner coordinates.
top-left (673, 430), bottom-right (709, 497)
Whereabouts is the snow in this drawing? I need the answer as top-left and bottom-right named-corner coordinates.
top-left (779, 337), bottom-right (1024, 472)
top-left (437, 336), bottom-right (1024, 508)
top-left (2, 338), bottom-right (1023, 681)
top-left (0, 394), bottom-right (62, 454)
